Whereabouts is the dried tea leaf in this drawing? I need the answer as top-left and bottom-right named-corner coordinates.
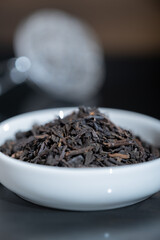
top-left (0, 107), bottom-right (159, 168)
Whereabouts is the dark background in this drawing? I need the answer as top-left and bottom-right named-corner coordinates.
top-left (0, 0), bottom-right (160, 120)
top-left (0, 52), bottom-right (159, 121)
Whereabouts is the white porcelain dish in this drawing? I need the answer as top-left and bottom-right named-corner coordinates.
top-left (0, 108), bottom-right (160, 211)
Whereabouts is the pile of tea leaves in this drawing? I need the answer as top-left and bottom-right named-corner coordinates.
top-left (0, 107), bottom-right (160, 167)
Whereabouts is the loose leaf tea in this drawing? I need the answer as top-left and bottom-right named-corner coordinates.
top-left (0, 107), bottom-right (160, 167)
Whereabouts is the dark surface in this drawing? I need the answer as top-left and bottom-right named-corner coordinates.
top-left (0, 185), bottom-right (160, 240)
top-left (0, 53), bottom-right (160, 239)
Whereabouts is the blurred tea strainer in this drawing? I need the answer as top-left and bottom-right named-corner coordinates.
top-left (1, 9), bottom-right (104, 102)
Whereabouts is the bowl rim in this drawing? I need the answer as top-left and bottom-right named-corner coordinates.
top-left (0, 107), bottom-right (160, 173)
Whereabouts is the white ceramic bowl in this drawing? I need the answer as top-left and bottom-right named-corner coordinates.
top-left (0, 108), bottom-right (160, 211)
